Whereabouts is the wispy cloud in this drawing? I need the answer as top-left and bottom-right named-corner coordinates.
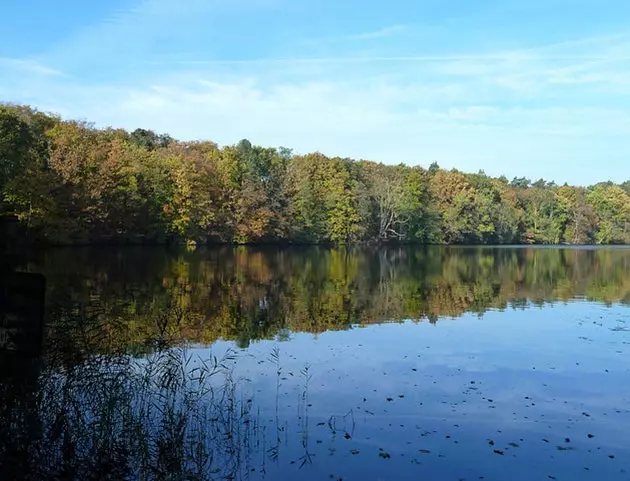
top-left (0, 58), bottom-right (63, 76)
top-left (341, 24), bottom-right (410, 41)
top-left (143, 54), bottom-right (630, 66)
top-left (137, 30), bottom-right (630, 86)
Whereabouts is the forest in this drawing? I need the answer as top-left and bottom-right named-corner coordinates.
top-left (1, 103), bottom-right (630, 245)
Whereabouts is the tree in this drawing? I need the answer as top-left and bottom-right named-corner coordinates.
top-left (364, 162), bottom-right (410, 241)
top-left (430, 170), bottom-right (477, 243)
top-left (159, 141), bottom-right (224, 242)
top-left (130, 128), bottom-right (172, 151)
top-left (518, 187), bottom-right (563, 244)
top-left (510, 177), bottom-right (530, 189)
top-left (324, 158), bottom-right (362, 243)
top-left (219, 140), bottom-right (290, 243)
top-left (285, 154), bottom-right (362, 243)
top-left (0, 107), bottom-right (34, 212)
top-left (403, 166), bottom-right (436, 242)
top-left (557, 186), bottom-right (596, 244)
top-left (587, 185), bottom-right (630, 244)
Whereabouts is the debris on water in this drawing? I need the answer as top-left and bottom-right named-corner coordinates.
top-left (350, 449), bottom-right (360, 455)
top-left (587, 434), bottom-right (594, 438)
top-left (419, 449), bottom-right (431, 454)
top-left (493, 450), bottom-right (504, 455)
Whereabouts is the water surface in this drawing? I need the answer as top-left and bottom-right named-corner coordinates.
top-left (2, 246), bottom-right (630, 480)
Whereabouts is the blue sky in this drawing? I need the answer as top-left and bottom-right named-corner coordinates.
top-left (1, 0), bottom-right (630, 185)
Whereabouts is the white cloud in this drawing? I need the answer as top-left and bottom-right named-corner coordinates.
top-left (4, 70), bottom-right (629, 185)
top-left (3, 10), bottom-right (630, 185)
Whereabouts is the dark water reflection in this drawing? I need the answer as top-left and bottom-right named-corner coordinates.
top-left (2, 246), bottom-right (630, 479)
top-left (26, 245), bottom-right (630, 349)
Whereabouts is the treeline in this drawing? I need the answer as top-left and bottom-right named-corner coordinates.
top-left (2, 104), bottom-right (630, 245)
top-left (33, 246), bottom-right (630, 353)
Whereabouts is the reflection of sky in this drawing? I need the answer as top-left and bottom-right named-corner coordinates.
top-left (190, 302), bottom-right (630, 481)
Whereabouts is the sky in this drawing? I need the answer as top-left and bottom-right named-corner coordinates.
top-left (1, 0), bottom-right (629, 185)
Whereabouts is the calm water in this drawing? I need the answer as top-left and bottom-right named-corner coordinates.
top-left (2, 246), bottom-right (630, 480)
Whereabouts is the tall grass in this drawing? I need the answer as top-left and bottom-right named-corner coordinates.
top-left (0, 338), bottom-right (305, 480)
top-left (0, 289), bottom-right (333, 480)
top-left (22, 347), bottom-right (254, 480)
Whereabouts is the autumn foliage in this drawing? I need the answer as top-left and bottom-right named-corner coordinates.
top-left (1, 104), bottom-right (629, 245)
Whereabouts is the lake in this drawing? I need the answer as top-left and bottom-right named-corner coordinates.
top-left (2, 246), bottom-right (630, 480)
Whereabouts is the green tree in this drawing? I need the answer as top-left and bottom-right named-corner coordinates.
top-left (129, 128), bottom-right (172, 151)
top-left (557, 186), bottom-right (596, 244)
top-left (324, 158), bottom-right (362, 243)
top-left (403, 166), bottom-right (436, 242)
top-left (518, 187), bottom-right (563, 244)
top-left (364, 162), bottom-right (410, 241)
top-left (0, 107), bottom-right (34, 213)
top-left (285, 153), bottom-right (362, 243)
top-left (510, 177), bottom-right (530, 189)
top-left (587, 185), bottom-right (630, 244)
top-left (160, 142), bottom-right (224, 242)
top-left (430, 169), bottom-right (477, 243)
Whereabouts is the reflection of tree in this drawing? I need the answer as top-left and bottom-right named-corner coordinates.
top-left (26, 246), bottom-right (630, 354)
top-left (5, 245), bottom-right (630, 478)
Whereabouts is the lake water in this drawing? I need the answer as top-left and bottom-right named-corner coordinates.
top-left (2, 246), bottom-right (630, 480)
